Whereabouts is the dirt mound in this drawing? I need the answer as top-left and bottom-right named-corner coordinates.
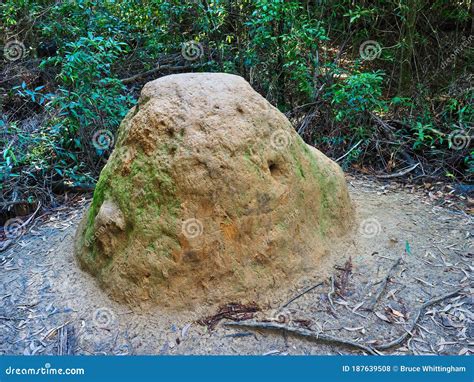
top-left (74, 73), bottom-right (354, 308)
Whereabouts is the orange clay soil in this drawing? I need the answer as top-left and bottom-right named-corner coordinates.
top-left (74, 73), bottom-right (354, 308)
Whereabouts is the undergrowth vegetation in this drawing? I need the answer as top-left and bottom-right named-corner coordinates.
top-left (1, 0), bottom-right (472, 216)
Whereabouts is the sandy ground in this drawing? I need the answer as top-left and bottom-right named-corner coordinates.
top-left (0, 177), bottom-right (472, 355)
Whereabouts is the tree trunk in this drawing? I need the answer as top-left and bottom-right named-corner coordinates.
top-left (398, 0), bottom-right (418, 95)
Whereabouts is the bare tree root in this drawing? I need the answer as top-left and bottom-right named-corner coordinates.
top-left (224, 321), bottom-right (379, 355)
top-left (225, 286), bottom-right (467, 355)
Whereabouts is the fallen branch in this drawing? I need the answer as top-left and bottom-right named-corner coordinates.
top-left (369, 112), bottom-right (422, 176)
top-left (1, 201), bottom-right (42, 252)
top-left (374, 286), bottom-right (466, 350)
top-left (327, 275), bottom-right (337, 313)
top-left (375, 163), bottom-right (420, 179)
top-left (336, 140), bottom-right (363, 163)
top-left (226, 287), bottom-right (466, 354)
top-left (280, 282), bottom-right (323, 309)
top-left (225, 321), bottom-right (379, 355)
top-left (366, 257), bottom-right (402, 311)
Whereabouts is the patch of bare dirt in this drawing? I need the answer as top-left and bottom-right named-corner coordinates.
top-left (0, 177), bottom-right (472, 355)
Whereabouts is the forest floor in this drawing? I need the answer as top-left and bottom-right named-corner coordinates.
top-left (0, 177), bottom-right (472, 356)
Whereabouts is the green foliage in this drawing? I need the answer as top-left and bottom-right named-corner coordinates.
top-left (245, 0), bottom-right (328, 105)
top-left (45, 33), bottom-right (135, 181)
top-left (46, 34), bottom-right (133, 136)
top-left (2, 31), bottom-right (135, 189)
top-left (13, 82), bottom-right (53, 106)
top-left (1, 0), bottom-right (472, 206)
top-left (328, 70), bottom-right (387, 138)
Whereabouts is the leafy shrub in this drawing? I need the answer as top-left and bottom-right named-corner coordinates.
top-left (327, 70), bottom-right (387, 139)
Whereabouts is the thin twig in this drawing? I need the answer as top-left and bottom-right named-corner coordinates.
top-left (225, 321), bottom-right (379, 355)
top-left (336, 140), bottom-right (363, 162)
top-left (366, 257), bottom-right (402, 311)
top-left (375, 163), bottom-right (420, 179)
top-left (328, 276), bottom-right (337, 312)
top-left (414, 277), bottom-right (435, 287)
top-left (1, 202), bottom-right (42, 252)
top-left (19, 201), bottom-right (42, 229)
top-left (280, 282), bottom-right (323, 309)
